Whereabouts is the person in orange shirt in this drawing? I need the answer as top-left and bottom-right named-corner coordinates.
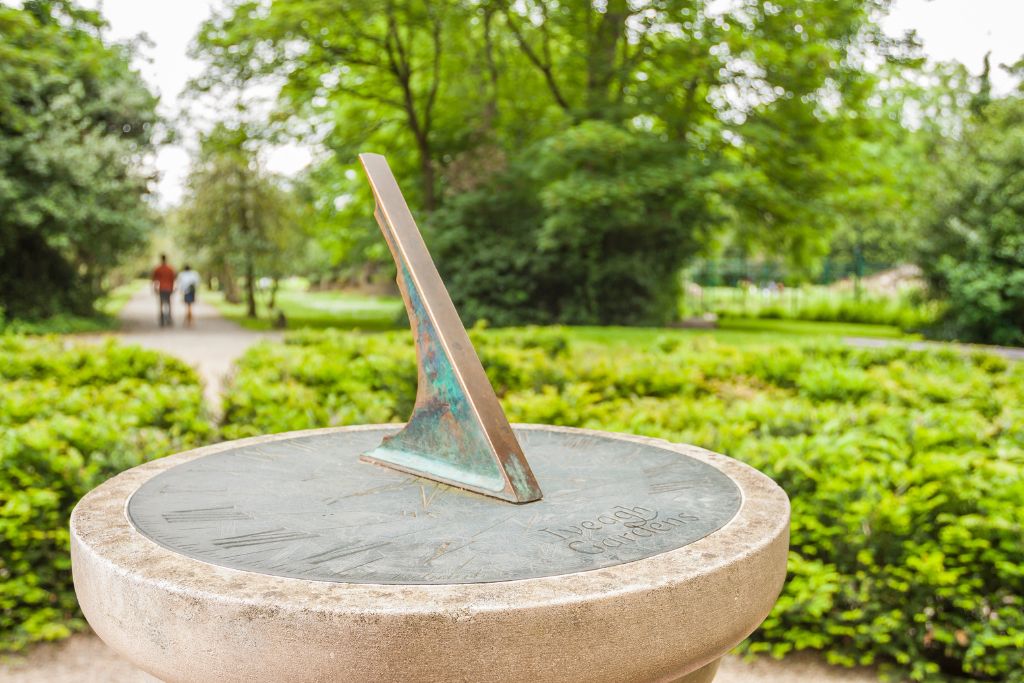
top-left (152, 254), bottom-right (176, 327)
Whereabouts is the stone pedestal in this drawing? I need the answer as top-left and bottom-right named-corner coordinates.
top-left (72, 426), bottom-right (789, 683)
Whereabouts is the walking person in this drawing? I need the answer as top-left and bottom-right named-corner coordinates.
top-left (177, 264), bottom-right (200, 327)
top-left (152, 254), bottom-right (176, 327)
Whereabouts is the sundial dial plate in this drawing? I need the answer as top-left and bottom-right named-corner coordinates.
top-left (127, 425), bottom-right (742, 584)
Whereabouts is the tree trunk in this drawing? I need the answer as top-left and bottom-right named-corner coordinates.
top-left (419, 145), bottom-right (436, 212)
top-left (245, 259), bottom-right (257, 318)
top-left (269, 277), bottom-right (279, 310)
top-left (481, 6), bottom-right (500, 131)
top-left (221, 265), bottom-right (241, 304)
top-left (585, 0), bottom-right (629, 120)
top-left (853, 242), bottom-right (865, 302)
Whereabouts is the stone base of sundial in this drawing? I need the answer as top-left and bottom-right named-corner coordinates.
top-left (71, 424), bottom-right (789, 683)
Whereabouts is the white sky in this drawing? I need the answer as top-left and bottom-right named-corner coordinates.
top-left (82, 0), bottom-right (1024, 206)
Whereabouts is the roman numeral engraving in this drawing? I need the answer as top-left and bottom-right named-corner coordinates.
top-left (159, 485), bottom-right (228, 494)
top-left (161, 506), bottom-right (251, 523)
top-left (302, 541), bottom-right (390, 565)
top-left (212, 527), bottom-right (318, 549)
top-left (644, 462), bottom-right (696, 494)
top-left (648, 481), bottom-right (695, 494)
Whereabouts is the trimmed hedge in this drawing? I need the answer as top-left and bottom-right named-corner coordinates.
top-left (222, 329), bottom-right (1024, 682)
top-left (689, 286), bottom-right (941, 331)
top-left (0, 336), bottom-right (212, 651)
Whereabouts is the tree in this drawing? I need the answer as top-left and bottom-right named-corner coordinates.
top-left (824, 61), bottom-right (973, 286)
top-left (431, 122), bottom-right (725, 325)
top-left (179, 124), bottom-right (302, 318)
top-left (0, 1), bottom-right (158, 319)
top-left (189, 0), bottom-right (921, 325)
top-left (190, 0), bottom-right (479, 213)
top-left (919, 92), bottom-right (1024, 345)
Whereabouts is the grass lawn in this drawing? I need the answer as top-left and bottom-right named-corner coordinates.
top-left (206, 285), bottom-right (914, 344)
top-left (207, 288), bottom-right (405, 332)
top-left (96, 279), bottom-right (148, 317)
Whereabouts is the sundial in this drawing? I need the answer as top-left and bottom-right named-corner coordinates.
top-left (71, 154), bottom-right (790, 683)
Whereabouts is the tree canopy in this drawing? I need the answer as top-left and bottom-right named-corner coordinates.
top-left (919, 85), bottom-right (1024, 345)
top-left (179, 123), bottom-right (304, 317)
top-left (0, 0), bottom-right (159, 319)
top-left (10, 0), bottom-right (1013, 338)
top-left (188, 0), bottom-right (920, 324)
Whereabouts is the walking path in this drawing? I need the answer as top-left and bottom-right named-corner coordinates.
top-left (84, 289), bottom-right (281, 412)
top-left (13, 295), bottom-right (882, 682)
top-left (845, 335), bottom-right (1024, 361)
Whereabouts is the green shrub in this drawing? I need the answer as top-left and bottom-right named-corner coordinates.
top-left (0, 336), bottom-right (213, 652)
top-left (687, 285), bottom-right (942, 331)
top-left (0, 312), bottom-right (119, 336)
top-left (429, 122), bottom-right (722, 327)
top-left (223, 329), bottom-right (1024, 682)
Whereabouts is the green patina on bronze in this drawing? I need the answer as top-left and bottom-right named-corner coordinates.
top-left (358, 154), bottom-right (542, 503)
top-left (364, 266), bottom-right (507, 493)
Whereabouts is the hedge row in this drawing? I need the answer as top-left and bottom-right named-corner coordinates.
top-left (0, 336), bottom-right (212, 651)
top-left (221, 328), bottom-right (1024, 682)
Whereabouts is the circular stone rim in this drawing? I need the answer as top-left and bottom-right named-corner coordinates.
top-left (73, 423), bottom-right (789, 601)
top-left (71, 424), bottom-right (790, 683)
top-left (123, 425), bottom-right (745, 585)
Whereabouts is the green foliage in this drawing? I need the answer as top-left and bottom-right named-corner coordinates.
top-left (431, 122), bottom-right (723, 325)
top-left (191, 0), bottom-right (908, 310)
top-left (178, 123), bottom-right (306, 317)
top-left (0, 280), bottom-right (146, 335)
top-left (0, 313), bottom-right (118, 336)
top-left (689, 286), bottom-right (941, 330)
top-left (0, 337), bottom-right (213, 652)
top-left (0, 1), bottom-right (159, 319)
top-left (920, 95), bottom-right (1024, 346)
top-left (824, 61), bottom-right (974, 271)
top-left (223, 329), bottom-right (1024, 681)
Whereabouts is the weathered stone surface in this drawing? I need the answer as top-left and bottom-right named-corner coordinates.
top-left (72, 425), bottom-right (789, 683)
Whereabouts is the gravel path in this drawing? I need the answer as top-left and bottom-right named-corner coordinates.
top-left (0, 632), bottom-right (879, 683)
top-left (80, 289), bottom-right (281, 413)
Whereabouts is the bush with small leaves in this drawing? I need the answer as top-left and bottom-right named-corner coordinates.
top-left (0, 337), bottom-right (213, 652)
top-left (222, 329), bottom-right (1024, 682)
